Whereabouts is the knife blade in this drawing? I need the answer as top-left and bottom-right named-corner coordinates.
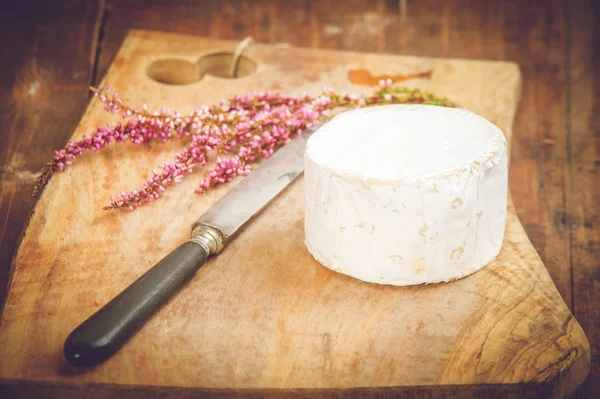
top-left (64, 126), bottom-right (316, 367)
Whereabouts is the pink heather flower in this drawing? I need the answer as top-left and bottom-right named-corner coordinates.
top-left (35, 84), bottom-right (456, 208)
top-left (378, 79), bottom-right (393, 89)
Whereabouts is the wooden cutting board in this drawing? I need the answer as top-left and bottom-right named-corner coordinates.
top-left (0, 31), bottom-right (590, 398)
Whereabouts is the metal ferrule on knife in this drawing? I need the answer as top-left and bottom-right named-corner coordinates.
top-left (190, 224), bottom-right (224, 256)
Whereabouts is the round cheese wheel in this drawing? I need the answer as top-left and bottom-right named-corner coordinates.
top-left (304, 104), bottom-right (508, 285)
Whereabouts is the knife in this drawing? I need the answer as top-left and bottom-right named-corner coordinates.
top-left (64, 126), bottom-right (315, 367)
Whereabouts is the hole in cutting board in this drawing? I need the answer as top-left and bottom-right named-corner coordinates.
top-left (146, 53), bottom-right (257, 85)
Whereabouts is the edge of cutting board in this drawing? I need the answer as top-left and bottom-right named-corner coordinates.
top-left (0, 30), bottom-right (591, 398)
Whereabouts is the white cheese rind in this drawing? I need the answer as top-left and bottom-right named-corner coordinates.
top-left (304, 105), bottom-right (508, 286)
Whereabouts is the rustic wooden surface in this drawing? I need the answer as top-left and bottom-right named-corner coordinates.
top-left (0, 0), bottom-right (597, 397)
top-left (0, 29), bottom-right (589, 398)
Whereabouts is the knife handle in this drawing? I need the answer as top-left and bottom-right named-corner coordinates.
top-left (64, 234), bottom-right (216, 367)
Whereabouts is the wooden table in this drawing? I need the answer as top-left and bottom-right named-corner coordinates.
top-left (0, 1), bottom-right (597, 397)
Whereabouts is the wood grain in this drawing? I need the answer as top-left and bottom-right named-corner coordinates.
top-left (0, 31), bottom-right (589, 398)
top-left (0, 0), bottom-right (100, 313)
top-left (568, 0), bottom-right (600, 391)
top-left (0, 0), bottom-right (599, 397)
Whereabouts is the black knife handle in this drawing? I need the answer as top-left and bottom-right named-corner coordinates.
top-left (64, 241), bottom-right (208, 367)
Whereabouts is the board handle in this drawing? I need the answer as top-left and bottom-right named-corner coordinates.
top-left (64, 240), bottom-right (211, 367)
